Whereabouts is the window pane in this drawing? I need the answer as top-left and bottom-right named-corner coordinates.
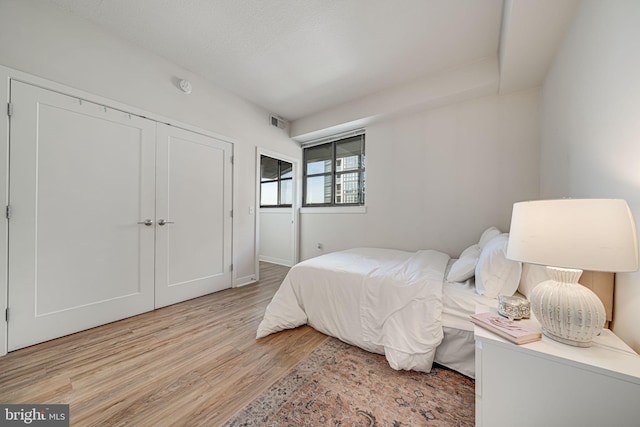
top-left (261, 181), bottom-right (278, 205)
top-left (305, 144), bottom-right (332, 175)
top-left (306, 175), bottom-right (332, 204)
top-left (261, 156), bottom-right (279, 181)
top-left (280, 179), bottom-right (292, 205)
top-left (336, 172), bottom-right (361, 204)
top-left (302, 134), bottom-right (365, 207)
top-left (280, 161), bottom-right (292, 179)
top-left (336, 136), bottom-right (363, 171)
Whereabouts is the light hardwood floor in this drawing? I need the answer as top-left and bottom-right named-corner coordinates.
top-left (0, 262), bottom-right (327, 426)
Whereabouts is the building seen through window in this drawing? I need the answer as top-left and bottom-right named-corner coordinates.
top-left (260, 155), bottom-right (292, 207)
top-left (303, 133), bottom-right (365, 206)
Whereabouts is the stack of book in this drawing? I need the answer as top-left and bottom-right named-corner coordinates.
top-left (470, 311), bottom-right (541, 345)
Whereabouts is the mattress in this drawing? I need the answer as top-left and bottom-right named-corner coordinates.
top-left (442, 277), bottom-right (497, 331)
top-left (435, 260), bottom-right (519, 378)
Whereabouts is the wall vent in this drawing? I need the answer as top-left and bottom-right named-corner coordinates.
top-left (270, 115), bottom-right (288, 129)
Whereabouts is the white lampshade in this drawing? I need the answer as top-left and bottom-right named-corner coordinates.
top-left (507, 199), bottom-right (638, 272)
top-left (507, 199), bottom-right (639, 347)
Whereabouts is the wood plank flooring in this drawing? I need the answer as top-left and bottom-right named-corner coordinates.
top-left (0, 262), bottom-right (328, 426)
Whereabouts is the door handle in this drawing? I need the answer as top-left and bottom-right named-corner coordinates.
top-left (137, 219), bottom-right (153, 226)
top-left (157, 219), bottom-right (175, 226)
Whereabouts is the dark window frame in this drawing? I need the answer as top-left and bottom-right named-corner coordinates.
top-left (302, 134), bottom-right (365, 207)
top-left (260, 155), bottom-right (293, 208)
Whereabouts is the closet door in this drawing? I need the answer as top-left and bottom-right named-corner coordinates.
top-left (155, 123), bottom-right (233, 308)
top-left (7, 81), bottom-right (156, 351)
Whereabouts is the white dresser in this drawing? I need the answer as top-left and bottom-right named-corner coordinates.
top-left (474, 307), bottom-right (640, 427)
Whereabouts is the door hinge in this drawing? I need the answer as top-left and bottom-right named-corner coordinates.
top-left (7, 103), bottom-right (13, 117)
top-left (230, 264), bottom-right (234, 272)
top-left (5, 205), bottom-right (11, 220)
top-left (230, 155), bottom-right (234, 165)
top-left (5, 308), bottom-right (8, 322)
top-left (230, 210), bottom-right (233, 218)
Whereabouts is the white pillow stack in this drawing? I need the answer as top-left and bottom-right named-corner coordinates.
top-left (446, 226), bottom-right (502, 283)
top-left (446, 226), bottom-right (523, 298)
top-left (446, 244), bottom-right (481, 282)
top-left (478, 226), bottom-right (501, 248)
top-left (475, 233), bottom-right (522, 299)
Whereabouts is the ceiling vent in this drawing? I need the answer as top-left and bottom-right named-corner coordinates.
top-left (270, 115), bottom-right (288, 129)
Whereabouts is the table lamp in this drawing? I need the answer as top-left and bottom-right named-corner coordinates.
top-left (507, 199), bottom-right (638, 347)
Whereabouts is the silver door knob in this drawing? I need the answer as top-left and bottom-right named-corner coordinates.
top-left (157, 219), bottom-right (175, 226)
top-left (137, 219), bottom-right (153, 226)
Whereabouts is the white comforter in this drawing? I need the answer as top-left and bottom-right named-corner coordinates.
top-left (256, 248), bottom-right (451, 373)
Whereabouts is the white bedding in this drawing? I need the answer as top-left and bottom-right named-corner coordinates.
top-left (435, 270), bottom-right (499, 378)
top-left (257, 247), bottom-right (451, 372)
top-left (442, 275), bottom-right (498, 331)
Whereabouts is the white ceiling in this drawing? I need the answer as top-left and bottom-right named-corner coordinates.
top-left (45, 0), bottom-right (579, 122)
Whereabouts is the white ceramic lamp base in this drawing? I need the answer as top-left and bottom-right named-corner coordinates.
top-left (530, 266), bottom-right (606, 347)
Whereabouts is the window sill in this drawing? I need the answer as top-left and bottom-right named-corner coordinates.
top-left (300, 206), bottom-right (367, 214)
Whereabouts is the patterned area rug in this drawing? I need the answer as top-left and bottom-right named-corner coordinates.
top-left (224, 337), bottom-right (475, 426)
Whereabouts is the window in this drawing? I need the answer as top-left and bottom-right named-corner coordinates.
top-left (303, 133), bottom-right (365, 206)
top-left (260, 155), bottom-right (292, 207)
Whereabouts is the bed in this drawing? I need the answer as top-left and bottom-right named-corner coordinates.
top-left (256, 227), bottom-right (614, 378)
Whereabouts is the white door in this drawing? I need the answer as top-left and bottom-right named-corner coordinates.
top-left (154, 123), bottom-right (233, 308)
top-left (7, 81), bottom-right (157, 351)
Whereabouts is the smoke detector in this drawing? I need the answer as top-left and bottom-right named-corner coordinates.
top-left (179, 79), bottom-right (192, 94)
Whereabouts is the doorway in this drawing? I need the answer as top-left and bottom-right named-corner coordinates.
top-left (255, 148), bottom-right (299, 277)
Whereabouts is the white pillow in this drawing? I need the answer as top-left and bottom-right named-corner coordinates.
top-left (475, 233), bottom-right (522, 299)
top-left (447, 244), bottom-right (481, 282)
top-left (518, 263), bottom-right (549, 299)
top-left (478, 226), bottom-right (501, 248)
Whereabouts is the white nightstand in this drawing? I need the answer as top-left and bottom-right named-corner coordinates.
top-left (474, 306), bottom-right (640, 427)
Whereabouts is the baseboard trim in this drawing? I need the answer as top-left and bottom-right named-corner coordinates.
top-left (258, 256), bottom-right (293, 267)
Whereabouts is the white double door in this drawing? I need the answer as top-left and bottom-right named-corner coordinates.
top-left (7, 81), bottom-right (232, 351)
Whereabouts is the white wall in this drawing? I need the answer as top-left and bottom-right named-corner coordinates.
top-left (0, 0), bottom-right (300, 285)
top-left (301, 88), bottom-right (541, 260)
top-left (540, 0), bottom-right (640, 351)
top-left (259, 209), bottom-right (294, 266)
